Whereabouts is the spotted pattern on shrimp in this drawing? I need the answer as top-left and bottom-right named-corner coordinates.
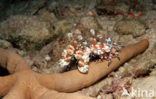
top-left (58, 29), bottom-right (121, 73)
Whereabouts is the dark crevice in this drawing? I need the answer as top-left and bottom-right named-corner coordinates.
top-left (134, 64), bottom-right (156, 78)
top-left (0, 65), bottom-right (10, 76)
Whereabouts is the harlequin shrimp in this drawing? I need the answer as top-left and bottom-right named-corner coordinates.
top-left (58, 29), bottom-right (121, 73)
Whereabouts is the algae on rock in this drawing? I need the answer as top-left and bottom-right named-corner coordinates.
top-left (114, 20), bottom-right (146, 37)
top-left (80, 16), bottom-right (98, 29)
top-left (53, 17), bottom-right (80, 35)
top-left (0, 15), bottom-right (55, 50)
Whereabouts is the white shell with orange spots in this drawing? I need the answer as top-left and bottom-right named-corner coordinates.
top-left (78, 65), bottom-right (89, 73)
top-left (59, 59), bottom-right (69, 67)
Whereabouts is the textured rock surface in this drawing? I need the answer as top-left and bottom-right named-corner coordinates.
top-left (150, 67), bottom-right (156, 76)
top-left (130, 77), bottom-right (156, 99)
top-left (96, 3), bottom-right (130, 15)
top-left (53, 18), bottom-right (79, 35)
top-left (38, 9), bottom-right (58, 23)
top-left (153, 0), bottom-right (156, 4)
top-left (0, 40), bottom-right (12, 49)
top-left (6, 0), bottom-right (46, 15)
top-left (80, 16), bottom-right (98, 29)
top-left (0, 15), bottom-right (54, 50)
top-left (114, 20), bottom-right (146, 37)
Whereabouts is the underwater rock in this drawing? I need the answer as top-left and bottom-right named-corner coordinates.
top-left (150, 67), bottom-right (156, 76)
top-left (47, 3), bottom-right (78, 18)
top-left (0, 1), bottom-right (7, 22)
top-left (38, 9), bottom-right (57, 23)
top-left (131, 76), bottom-right (156, 98)
top-left (0, 39), bottom-right (13, 49)
top-left (80, 16), bottom-right (98, 29)
top-left (114, 20), bottom-right (146, 37)
top-left (6, 0), bottom-right (46, 15)
top-left (7, 0), bottom-right (45, 15)
top-left (97, 16), bottom-right (116, 32)
top-left (115, 3), bottom-right (130, 13)
top-left (100, 0), bottom-right (116, 6)
top-left (97, 0), bottom-right (145, 16)
top-left (53, 17), bottom-right (79, 35)
top-left (152, 5), bottom-right (156, 10)
top-left (96, 2), bottom-right (129, 16)
top-left (152, 0), bottom-right (156, 4)
top-left (98, 94), bottom-right (114, 99)
top-left (27, 0), bottom-right (46, 15)
top-left (5, 1), bottom-right (29, 15)
top-left (0, 15), bottom-right (54, 50)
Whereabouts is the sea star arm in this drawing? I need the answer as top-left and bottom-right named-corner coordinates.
top-left (0, 48), bottom-right (30, 73)
top-left (0, 75), bottom-right (16, 96)
top-left (3, 81), bottom-right (28, 99)
top-left (0, 47), bottom-right (30, 97)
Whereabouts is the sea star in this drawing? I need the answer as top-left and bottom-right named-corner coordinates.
top-left (0, 39), bottom-right (148, 99)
